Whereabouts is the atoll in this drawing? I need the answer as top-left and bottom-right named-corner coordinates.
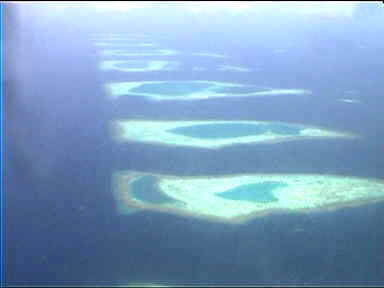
top-left (105, 80), bottom-right (311, 101)
top-left (111, 120), bottom-right (359, 149)
top-left (113, 171), bottom-right (384, 224)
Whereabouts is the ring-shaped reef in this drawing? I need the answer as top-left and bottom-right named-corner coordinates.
top-left (102, 49), bottom-right (180, 57)
top-left (95, 42), bottom-right (157, 48)
top-left (113, 171), bottom-right (384, 224)
top-left (99, 62), bottom-right (252, 73)
top-left (100, 60), bottom-right (180, 72)
top-left (105, 80), bottom-right (311, 101)
top-left (111, 120), bottom-right (358, 149)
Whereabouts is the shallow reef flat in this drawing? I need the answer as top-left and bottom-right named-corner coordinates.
top-left (191, 51), bottom-right (227, 58)
top-left (338, 98), bottom-right (362, 104)
top-left (113, 171), bottom-right (384, 224)
top-left (118, 283), bottom-right (168, 287)
top-left (218, 64), bottom-right (251, 72)
top-left (100, 60), bottom-right (180, 72)
top-left (90, 33), bottom-right (149, 41)
top-left (105, 80), bottom-right (311, 101)
top-left (111, 120), bottom-right (359, 149)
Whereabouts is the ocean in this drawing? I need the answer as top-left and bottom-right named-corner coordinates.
top-left (5, 3), bottom-right (384, 286)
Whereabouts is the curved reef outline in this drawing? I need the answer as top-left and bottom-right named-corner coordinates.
top-left (113, 171), bottom-right (384, 225)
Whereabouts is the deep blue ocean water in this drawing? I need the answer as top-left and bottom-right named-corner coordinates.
top-left (6, 3), bottom-right (384, 286)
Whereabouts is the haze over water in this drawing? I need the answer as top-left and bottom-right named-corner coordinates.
top-left (6, 2), bottom-right (384, 286)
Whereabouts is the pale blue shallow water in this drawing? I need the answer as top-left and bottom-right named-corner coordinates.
top-left (115, 60), bottom-right (154, 69)
top-left (167, 123), bottom-right (301, 139)
top-left (130, 81), bottom-right (212, 96)
top-left (215, 85), bottom-right (270, 94)
top-left (216, 181), bottom-right (283, 203)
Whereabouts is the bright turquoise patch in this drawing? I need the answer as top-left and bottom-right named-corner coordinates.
top-left (167, 123), bottom-right (301, 139)
top-left (129, 176), bottom-right (177, 205)
top-left (129, 82), bottom-right (213, 96)
top-left (216, 181), bottom-right (286, 203)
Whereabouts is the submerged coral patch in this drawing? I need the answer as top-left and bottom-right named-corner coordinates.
top-left (95, 42), bottom-right (156, 47)
top-left (102, 49), bottom-right (180, 57)
top-left (91, 33), bottom-right (149, 42)
top-left (338, 98), bottom-right (362, 104)
top-left (100, 60), bottom-right (180, 72)
top-left (218, 65), bottom-right (251, 72)
top-left (191, 52), bottom-right (227, 58)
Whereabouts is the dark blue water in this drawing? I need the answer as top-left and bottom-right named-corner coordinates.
top-left (130, 175), bottom-right (178, 205)
top-left (6, 3), bottom-right (384, 286)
